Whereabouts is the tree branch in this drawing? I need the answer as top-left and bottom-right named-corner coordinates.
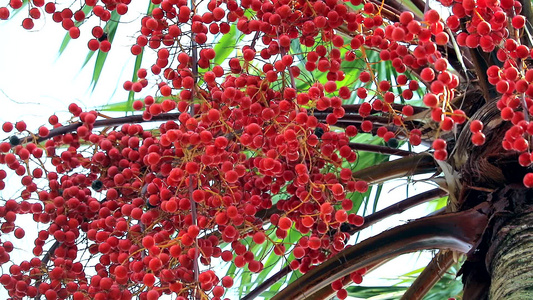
top-left (241, 265), bottom-right (292, 300)
top-left (36, 241), bottom-right (60, 300)
top-left (350, 153), bottom-right (437, 183)
top-left (190, 0), bottom-right (201, 296)
top-left (346, 188), bottom-right (448, 235)
top-left (271, 203), bottom-right (490, 300)
top-left (348, 143), bottom-right (413, 157)
top-left (20, 113), bottom-right (182, 145)
top-left (400, 250), bottom-right (455, 300)
top-left (243, 189), bottom-right (446, 299)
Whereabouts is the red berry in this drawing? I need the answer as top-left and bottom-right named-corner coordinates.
top-left (38, 126), bottom-right (49, 137)
top-left (434, 149), bottom-right (447, 161)
top-left (424, 9), bottom-right (440, 24)
top-left (278, 217), bottom-right (292, 231)
top-left (0, 7), bottom-right (10, 20)
top-left (420, 67), bottom-right (435, 82)
top-left (225, 170), bottom-right (239, 183)
top-left (512, 16), bottom-right (526, 29)
top-left (99, 40), bottom-right (111, 52)
top-left (2, 122), bottom-right (13, 133)
top-left (432, 138), bottom-right (446, 150)
top-left (423, 94), bottom-right (439, 107)
top-left (88, 39), bottom-right (99, 51)
top-left (524, 173), bottom-right (533, 187)
top-left (471, 132), bottom-right (486, 146)
top-left (470, 120), bottom-right (483, 132)
top-left (69, 27), bottom-right (80, 39)
top-left (22, 18), bottom-right (34, 29)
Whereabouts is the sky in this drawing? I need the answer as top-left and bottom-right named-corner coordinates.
top-left (0, 4), bottom-right (439, 299)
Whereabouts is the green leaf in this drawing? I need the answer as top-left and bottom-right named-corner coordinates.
top-left (90, 11), bottom-right (121, 90)
top-left (344, 134), bottom-right (390, 215)
top-left (372, 184), bottom-right (383, 214)
top-left (290, 38), bottom-right (305, 65)
top-left (122, 2), bottom-right (159, 113)
top-left (347, 285), bottom-right (407, 299)
top-left (126, 49), bottom-right (144, 112)
top-left (346, 263), bottom-right (464, 300)
top-left (426, 195), bottom-right (449, 213)
top-left (213, 25), bottom-right (239, 66)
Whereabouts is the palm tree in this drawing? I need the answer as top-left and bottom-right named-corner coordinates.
top-left (0, 0), bottom-right (532, 299)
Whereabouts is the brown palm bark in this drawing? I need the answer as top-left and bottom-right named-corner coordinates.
top-left (488, 212), bottom-right (533, 299)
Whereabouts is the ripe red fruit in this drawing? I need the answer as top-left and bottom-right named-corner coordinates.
top-left (424, 9), bottom-right (440, 24)
top-left (143, 273), bottom-right (156, 286)
top-left (513, 138), bottom-right (529, 152)
top-left (14, 228), bottom-right (25, 239)
top-left (420, 67), bottom-right (435, 82)
top-left (359, 72), bottom-right (371, 82)
top-left (2, 122), bottom-right (13, 132)
top-left (361, 120), bottom-right (373, 132)
top-left (451, 109), bottom-right (466, 124)
top-left (432, 139), bottom-right (446, 150)
top-left (69, 27), bottom-right (80, 39)
top-left (523, 173), bottom-right (533, 188)
top-left (99, 40), bottom-right (111, 52)
top-left (351, 271), bottom-right (363, 284)
top-left (470, 120), bottom-right (483, 132)
top-left (496, 80), bottom-right (509, 94)
top-left (192, 190), bottom-right (205, 203)
top-left (278, 217), bottom-right (292, 231)
top-left (114, 265), bottom-right (127, 278)
top-left (22, 18), bottom-right (34, 30)
top-left (0, 7), bottom-right (9, 20)
top-left (399, 12), bottom-right (414, 25)
top-left (221, 276), bottom-right (233, 288)
top-left (423, 94), bottom-right (439, 107)
top-left (302, 216), bottom-right (314, 228)
top-left (435, 32), bottom-right (449, 45)
top-left (142, 236), bottom-right (155, 249)
top-left (378, 80), bottom-right (391, 91)
top-left (324, 81), bottom-right (337, 93)
top-left (147, 290), bottom-right (159, 300)
top-left (501, 107), bottom-right (514, 120)
top-left (331, 183), bottom-right (344, 196)
top-left (38, 126), bottom-right (49, 137)
top-left (337, 289), bottom-right (348, 299)
top-left (512, 16), bottom-right (526, 29)
top-left (335, 210), bottom-right (348, 222)
top-left (434, 149), bottom-right (447, 161)
top-left (476, 21), bottom-right (491, 35)
top-left (440, 117), bottom-right (454, 131)
top-left (402, 105), bottom-right (414, 116)
top-left (253, 232), bottom-right (266, 244)
top-left (471, 132), bottom-right (486, 146)
top-left (308, 236), bottom-right (321, 250)
top-left (225, 170), bottom-right (239, 183)
top-left (88, 39), bottom-right (99, 51)
top-left (355, 181), bottom-right (368, 193)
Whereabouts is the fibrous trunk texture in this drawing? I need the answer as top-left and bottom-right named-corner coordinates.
top-left (489, 212), bottom-right (533, 300)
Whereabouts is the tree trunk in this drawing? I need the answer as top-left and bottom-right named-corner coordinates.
top-left (451, 98), bottom-right (533, 299)
top-left (489, 212), bottom-right (533, 300)
top-left (461, 186), bottom-right (533, 299)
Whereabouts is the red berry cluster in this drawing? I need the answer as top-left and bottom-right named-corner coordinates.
top-left (0, 0), bottom-right (130, 52)
top-left (3, 0), bottom-right (533, 298)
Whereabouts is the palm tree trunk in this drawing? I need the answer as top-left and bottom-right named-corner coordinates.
top-left (489, 212), bottom-right (533, 300)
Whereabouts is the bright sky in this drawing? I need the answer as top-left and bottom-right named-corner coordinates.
top-left (0, 5), bottom-right (439, 299)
